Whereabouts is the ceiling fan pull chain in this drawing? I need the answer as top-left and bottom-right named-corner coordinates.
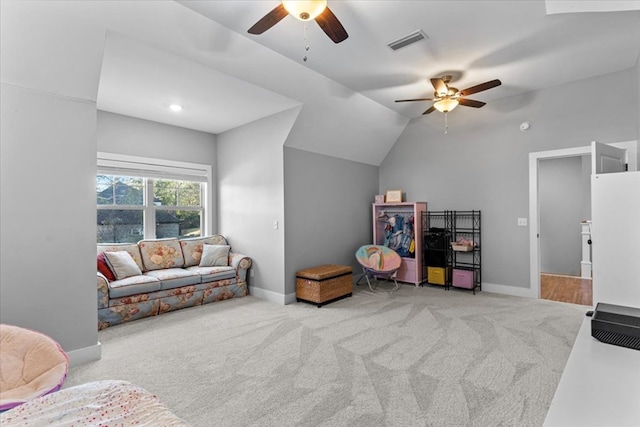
top-left (303, 22), bottom-right (310, 62)
top-left (444, 112), bottom-right (449, 134)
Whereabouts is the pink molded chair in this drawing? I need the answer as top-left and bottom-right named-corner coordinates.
top-left (355, 245), bottom-right (402, 292)
top-left (0, 324), bottom-right (69, 412)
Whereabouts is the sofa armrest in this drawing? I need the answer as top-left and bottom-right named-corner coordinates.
top-left (229, 252), bottom-right (252, 283)
top-left (97, 272), bottom-right (109, 309)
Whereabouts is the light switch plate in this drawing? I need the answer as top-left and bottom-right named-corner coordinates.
top-left (518, 218), bottom-right (528, 226)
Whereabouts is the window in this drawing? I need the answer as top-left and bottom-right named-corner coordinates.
top-left (97, 153), bottom-right (211, 243)
top-left (96, 175), bottom-right (145, 243)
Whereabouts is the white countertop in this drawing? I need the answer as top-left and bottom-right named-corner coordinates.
top-left (544, 316), bottom-right (640, 426)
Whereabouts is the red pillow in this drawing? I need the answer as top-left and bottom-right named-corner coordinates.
top-left (97, 253), bottom-right (116, 281)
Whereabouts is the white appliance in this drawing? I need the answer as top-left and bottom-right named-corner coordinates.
top-left (591, 171), bottom-right (640, 308)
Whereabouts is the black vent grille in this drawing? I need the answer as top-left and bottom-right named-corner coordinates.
top-left (592, 330), bottom-right (640, 350)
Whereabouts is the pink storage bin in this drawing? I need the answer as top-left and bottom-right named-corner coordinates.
top-left (452, 269), bottom-right (474, 289)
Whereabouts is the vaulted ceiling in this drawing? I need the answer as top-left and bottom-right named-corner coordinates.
top-left (86, 1), bottom-right (640, 163)
top-left (181, 0), bottom-right (640, 117)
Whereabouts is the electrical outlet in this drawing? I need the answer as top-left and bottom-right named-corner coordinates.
top-left (273, 220), bottom-right (278, 230)
top-left (250, 269), bottom-right (254, 278)
top-left (518, 218), bottom-right (528, 227)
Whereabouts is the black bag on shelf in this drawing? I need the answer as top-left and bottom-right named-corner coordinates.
top-left (424, 249), bottom-right (446, 267)
top-left (425, 232), bottom-right (446, 250)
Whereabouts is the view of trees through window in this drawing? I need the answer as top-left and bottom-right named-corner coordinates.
top-left (97, 174), bottom-right (204, 243)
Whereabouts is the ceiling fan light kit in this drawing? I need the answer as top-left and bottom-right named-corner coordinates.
top-left (434, 98), bottom-right (458, 113)
top-left (395, 75), bottom-right (502, 131)
top-left (282, 0), bottom-right (327, 21)
top-left (248, 1), bottom-right (348, 44)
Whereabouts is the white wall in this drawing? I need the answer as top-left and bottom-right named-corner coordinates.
top-left (0, 84), bottom-right (99, 360)
top-left (1, 0), bottom-right (107, 364)
top-left (283, 147), bottom-right (379, 301)
top-left (216, 107), bottom-right (301, 303)
top-left (97, 111), bottom-right (218, 231)
top-left (97, 111), bottom-right (217, 165)
top-left (217, 108), bottom-right (380, 304)
top-left (380, 68), bottom-right (638, 292)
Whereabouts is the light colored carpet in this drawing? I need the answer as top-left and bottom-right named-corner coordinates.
top-left (67, 285), bottom-right (587, 426)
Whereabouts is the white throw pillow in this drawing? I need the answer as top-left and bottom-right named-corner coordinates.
top-left (103, 251), bottom-right (142, 280)
top-left (199, 244), bottom-right (230, 267)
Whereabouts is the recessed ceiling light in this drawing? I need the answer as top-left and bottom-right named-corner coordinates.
top-left (169, 104), bottom-right (183, 112)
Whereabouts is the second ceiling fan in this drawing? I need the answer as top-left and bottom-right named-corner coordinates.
top-left (396, 76), bottom-right (502, 115)
top-left (248, 0), bottom-right (348, 44)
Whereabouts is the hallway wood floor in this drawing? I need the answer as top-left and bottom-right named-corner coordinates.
top-left (541, 273), bottom-right (592, 306)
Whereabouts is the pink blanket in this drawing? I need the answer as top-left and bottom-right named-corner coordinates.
top-left (1, 380), bottom-right (190, 426)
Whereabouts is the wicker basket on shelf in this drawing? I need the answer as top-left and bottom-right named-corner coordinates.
top-left (451, 243), bottom-right (474, 252)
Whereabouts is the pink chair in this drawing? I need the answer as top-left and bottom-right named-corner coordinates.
top-left (355, 245), bottom-right (402, 292)
top-left (0, 324), bottom-right (69, 411)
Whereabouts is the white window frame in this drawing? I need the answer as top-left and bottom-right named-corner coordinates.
top-left (97, 152), bottom-right (212, 239)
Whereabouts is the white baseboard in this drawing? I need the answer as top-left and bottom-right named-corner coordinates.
top-left (66, 342), bottom-right (102, 367)
top-left (482, 282), bottom-right (537, 299)
top-left (250, 282), bottom-right (537, 302)
top-left (249, 287), bottom-right (296, 305)
top-left (283, 292), bottom-right (297, 305)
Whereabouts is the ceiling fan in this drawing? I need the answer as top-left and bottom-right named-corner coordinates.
top-left (396, 76), bottom-right (502, 115)
top-left (248, 0), bottom-right (348, 44)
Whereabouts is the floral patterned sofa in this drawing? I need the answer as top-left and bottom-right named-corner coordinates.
top-left (96, 235), bottom-right (251, 330)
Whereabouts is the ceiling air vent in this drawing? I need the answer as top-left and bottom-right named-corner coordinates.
top-left (387, 30), bottom-right (427, 51)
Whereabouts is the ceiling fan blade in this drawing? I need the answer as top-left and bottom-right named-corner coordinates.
top-left (248, 4), bottom-right (289, 35)
top-left (458, 98), bottom-right (486, 108)
top-left (315, 7), bottom-right (348, 43)
top-left (395, 98), bottom-right (435, 103)
top-left (422, 106), bottom-right (436, 115)
top-left (430, 78), bottom-right (448, 96)
top-left (459, 79), bottom-right (502, 96)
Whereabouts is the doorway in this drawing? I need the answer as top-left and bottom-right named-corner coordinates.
top-left (538, 156), bottom-right (592, 305)
top-left (529, 146), bottom-right (590, 301)
top-left (529, 141), bottom-right (635, 304)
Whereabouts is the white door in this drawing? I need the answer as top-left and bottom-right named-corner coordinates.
top-left (592, 141), bottom-right (626, 174)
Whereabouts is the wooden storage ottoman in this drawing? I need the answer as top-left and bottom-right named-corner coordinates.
top-left (296, 264), bottom-right (353, 307)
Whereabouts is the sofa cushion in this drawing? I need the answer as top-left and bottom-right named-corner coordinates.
top-left (103, 251), bottom-right (142, 280)
top-left (180, 235), bottom-right (229, 267)
top-left (138, 238), bottom-right (184, 271)
top-left (97, 253), bottom-right (116, 281)
top-left (143, 268), bottom-right (200, 290)
top-left (108, 275), bottom-right (161, 299)
top-left (186, 266), bottom-right (236, 283)
top-left (97, 243), bottom-right (144, 272)
top-left (199, 244), bottom-right (230, 267)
